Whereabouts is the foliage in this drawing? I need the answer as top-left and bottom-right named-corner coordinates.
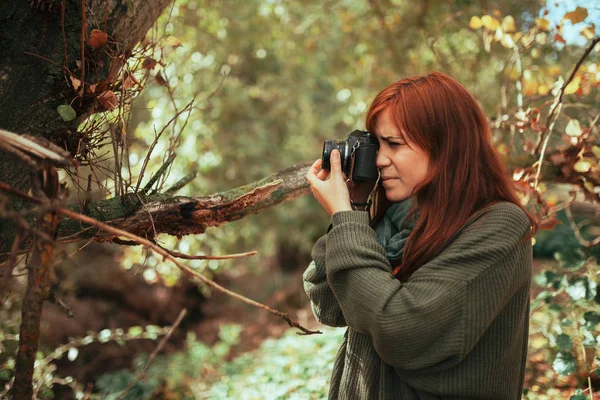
top-left (2, 0), bottom-right (600, 397)
top-left (0, 320), bottom-right (174, 398)
top-left (96, 324), bottom-right (345, 400)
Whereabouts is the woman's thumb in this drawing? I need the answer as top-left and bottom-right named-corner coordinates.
top-left (331, 149), bottom-right (343, 175)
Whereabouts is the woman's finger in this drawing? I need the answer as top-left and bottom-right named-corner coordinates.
top-left (316, 168), bottom-right (329, 180)
top-left (308, 159), bottom-right (321, 175)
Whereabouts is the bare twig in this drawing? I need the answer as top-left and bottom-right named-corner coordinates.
top-left (80, 0), bottom-right (86, 99)
top-left (142, 152), bottom-right (176, 194)
top-left (165, 170), bottom-right (197, 194)
top-left (157, 244), bottom-right (258, 260)
top-left (116, 309), bottom-right (187, 400)
top-left (134, 98), bottom-right (197, 194)
top-left (0, 130), bottom-right (73, 167)
top-left (0, 230), bottom-right (22, 302)
top-left (565, 206), bottom-right (600, 248)
top-left (533, 37), bottom-right (600, 188)
top-left (0, 182), bottom-right (321, 335)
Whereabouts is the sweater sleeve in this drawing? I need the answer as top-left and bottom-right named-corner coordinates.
top-left (325, 205), bottom-right (532, 372)
top-left (303, 233), bottom-right (347, 327)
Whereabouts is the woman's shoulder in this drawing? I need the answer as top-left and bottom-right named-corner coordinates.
top-left (454, 201), bottom-right (532, 245)
top-left (471, 201), bottom-right (530, 228)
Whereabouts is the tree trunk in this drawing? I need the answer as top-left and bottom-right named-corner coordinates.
top-left (0, 0), bottom-right (173, 244)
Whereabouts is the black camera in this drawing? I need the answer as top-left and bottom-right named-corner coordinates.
top-left (321, 130), bottom-right (379, 182)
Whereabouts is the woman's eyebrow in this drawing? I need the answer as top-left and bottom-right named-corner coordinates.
top-left (381, 135), bottom-right (404, 140)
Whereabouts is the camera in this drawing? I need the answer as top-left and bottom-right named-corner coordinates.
top-left (321, 130), bottom-right (379, 182)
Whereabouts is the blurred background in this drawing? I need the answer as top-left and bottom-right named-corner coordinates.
top-left (2, 0), bottom-right (600, 398)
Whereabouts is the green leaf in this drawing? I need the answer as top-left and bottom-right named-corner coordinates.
top-left (553, 351), bottom-right (577, 376)
top-left (566, 277), bottom-right (593, 301)
top-left (57, 104), bottom-right (77, 122)
top-left (584, 311), bottom-right (600, 331)
top-left (561, 318), bottom-right (573, 327)
top-left (557, 333), bottom-right (574, 350)
top-left (570, 388), bottom-right (587, 400)
top-left (535, 271), bottom-right (559, 287)
top-left (555, 248), bottom-right (586, 270)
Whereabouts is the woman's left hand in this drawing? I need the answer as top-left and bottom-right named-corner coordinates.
top-left (306, 149), bottom-right (353, 215)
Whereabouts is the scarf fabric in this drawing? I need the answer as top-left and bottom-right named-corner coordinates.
top-left (374, 199), bottom-right (414, 265)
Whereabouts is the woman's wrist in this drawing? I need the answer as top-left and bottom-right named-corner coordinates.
top-left (331, 210), bottom-right (370, 227)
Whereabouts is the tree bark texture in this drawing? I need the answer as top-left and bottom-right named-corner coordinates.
top-left (0, 163), bottom-right (312, 255)
top-left (0, 0), bottom-right (173, 247)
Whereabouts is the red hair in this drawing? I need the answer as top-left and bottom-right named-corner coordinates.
top-left (366, 71), bottom-right (537, 280)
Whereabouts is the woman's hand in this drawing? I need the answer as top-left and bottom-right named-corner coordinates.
top-left (306, 149), bottom-right (353, 215)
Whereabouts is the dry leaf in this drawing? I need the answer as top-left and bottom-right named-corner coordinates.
top-left (539, 216), bottom-right (562, 231)
top-left (142, 58), bottom-right (158, 70)
top-left (581, 26), bottom-right (595, 40)
top-left (535, 17), bottom-right (550, 31)
top-left (563, 6), bottom-right (588, 25)
top-left (155, 72), bottom-right (168, 87)
top-left (98, 90), bottom-right (118, 110)
top-left (87, 29), bottom-right (108, 49)
top-left (70, 76), bottom-right (81, 91)
top-left (88, 83), bottom-right (97, 93)
top-left (554, 33), bottom-right (566, 44)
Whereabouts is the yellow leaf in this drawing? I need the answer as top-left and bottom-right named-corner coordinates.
top-left (535, 17), bottom-right (550, 32)
top-left (469, 15), bottom-right (483, 29)
top-left (566, 119), bottom-right (582, 137)
top-left (165, 36), bottom-right (182, 48)
top-left (592, 145), bottom-right (600, 159)
top-left (481, 15), bottom-right (500, 30)
top-left (523, 79), bottom-right (538, 96)
top-left (574, 159), bottom-right (592, 173)
top-left (563, 6), bottom-right (588, 25)
top-left (584, 180), bottom-right (595, 193)
top-left (581, 26), bottom-right (595, 40)
top-left (538, 84), bottom-right (549, 95)
top-left (564, 76), bottom-right (581, 95)
top-left (547, 65), bottom-right (562, 76)
top-left (502, 16), bottom-right (516, 33)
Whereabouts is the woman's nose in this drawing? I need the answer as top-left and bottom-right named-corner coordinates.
top-left (376, 150), bottom-right (391, 168)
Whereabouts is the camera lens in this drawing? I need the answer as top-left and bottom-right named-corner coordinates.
top-left (322, 140), bottom-right (348, 171)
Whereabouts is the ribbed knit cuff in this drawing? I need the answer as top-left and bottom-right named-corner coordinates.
top-left (331, 210), bottom-right (370, 227)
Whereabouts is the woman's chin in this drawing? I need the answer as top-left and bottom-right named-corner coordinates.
top-left (383, 189), bottom-right (409, 203)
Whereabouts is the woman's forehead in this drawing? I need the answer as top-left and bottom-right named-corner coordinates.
top-left (374, 111), bottom-right (406, 140)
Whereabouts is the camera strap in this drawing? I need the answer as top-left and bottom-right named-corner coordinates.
top-left (348, 142), bottom-right (380, 212)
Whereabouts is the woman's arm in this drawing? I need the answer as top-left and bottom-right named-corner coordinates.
top-left (325, 203), bottom-right (532, 371)
top-left (303, 233), bottom-right (347, 327)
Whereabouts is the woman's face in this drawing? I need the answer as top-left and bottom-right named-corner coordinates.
top-left (374, 108), bottom-right (431, 202)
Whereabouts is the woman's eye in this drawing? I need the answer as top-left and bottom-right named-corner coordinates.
top-left (388, 142), bottom-right (403, 147)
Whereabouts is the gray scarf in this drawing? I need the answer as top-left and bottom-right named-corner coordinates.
top-left (374, 199), bottom-right (414, 264)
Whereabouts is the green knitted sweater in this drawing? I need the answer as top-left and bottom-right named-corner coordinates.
top-left (303, 202), bottom-right (533, 399)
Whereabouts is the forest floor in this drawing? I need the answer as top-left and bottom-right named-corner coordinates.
top-left (193, 266), bottom-right (319, 361)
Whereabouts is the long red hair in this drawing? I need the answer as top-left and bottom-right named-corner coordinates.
top-left (366, 71), bottom-right (537, 280)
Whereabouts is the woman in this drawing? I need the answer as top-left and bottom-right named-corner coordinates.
top-left (304, 71), bottom-right (537, 400)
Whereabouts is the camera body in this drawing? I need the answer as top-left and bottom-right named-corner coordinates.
top-left (321, 130), bottom-right (379, 182)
